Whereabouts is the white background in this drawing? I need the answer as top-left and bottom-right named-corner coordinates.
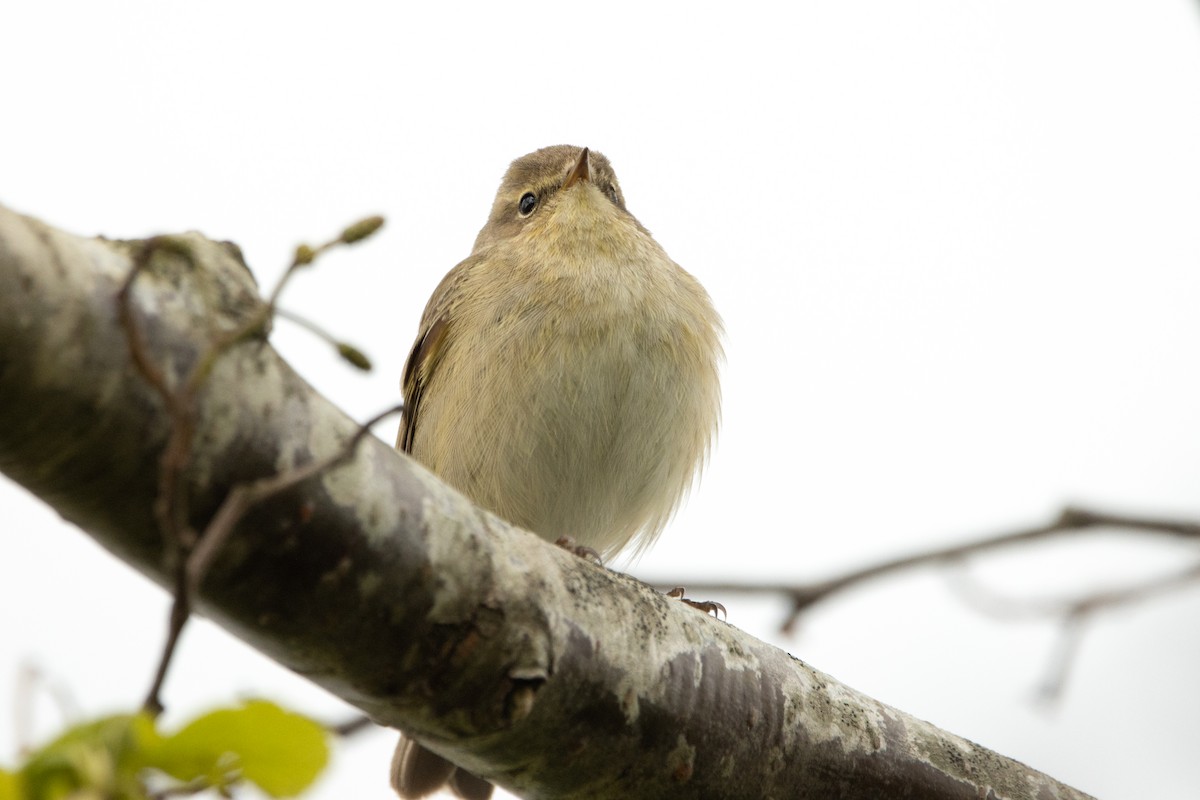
top-left (2, 2), bottom-right (1199, 798)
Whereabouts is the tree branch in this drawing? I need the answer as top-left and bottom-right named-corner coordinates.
top-left (645, 507), bottom-right (1200, 633)
top-left (0, 204), bottom-right (1094, 799)
top-left (947, 558), bottom-right (1200, 704)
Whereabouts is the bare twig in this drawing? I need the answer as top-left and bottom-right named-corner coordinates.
top-left (140, 396), bottom-right (400, 715)
top-left (117, 238), bottom-right (204, 714)
top-left (186, 215), bottom-right (383, 389)
top-left (947, 559), bottom-right (1200, 703)
top-left (643, 506), bottom-right (1200, 705)
top-left (274, 306), bottom-right (372, 371)
top-left (184, 403), bottom-right (403, 597)
top-left (1036, 613), bottom-right (1087, 707)
top-left (329, 714), bottom-right (376, 737)
top-left (644, 505), bottom-right (1200, 633)
top-left (948, 558), bottom-right (1200, 623)
top-left (141, 586), bottom-right (192, 716)
top-left (117, 239), bottom-right (203, 558)
top-left (13, 663), bottom-right (80, 756)
top-left (117, 220), bottom-right (387, 716)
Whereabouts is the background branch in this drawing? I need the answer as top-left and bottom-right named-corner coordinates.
top-left (947, 557), bottom-right (1200, 703)
top-left (645, 506), bottom-right (1200, 632)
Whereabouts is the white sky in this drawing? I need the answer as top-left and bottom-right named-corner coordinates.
top-left (3, 2), bottom-right (1200, 798)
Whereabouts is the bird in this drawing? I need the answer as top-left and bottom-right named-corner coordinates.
top-left (390, 144), bottom-right (722, 799)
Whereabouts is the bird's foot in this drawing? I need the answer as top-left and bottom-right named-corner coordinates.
top-left (554, 536), bottom-right (604, 564)
top-left (666, 587), bottom-right (726, 619)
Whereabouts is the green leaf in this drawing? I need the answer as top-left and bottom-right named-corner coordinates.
top-left (0, 769), bottom-right (20, 800)
top-left (149, 700), bottom-right (328, 797)
top-left (8, 702), bottom-right (327, 799)
top-left (16, 713), bottom-right (158, 800)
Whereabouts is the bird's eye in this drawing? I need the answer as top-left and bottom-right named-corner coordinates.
top-left (518, 192), bottom-right (538, 216)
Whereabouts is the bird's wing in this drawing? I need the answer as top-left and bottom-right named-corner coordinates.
top-left (396, 255), bottom-right (480, 454)
top-left (396, 312), bottom-right (449, 454)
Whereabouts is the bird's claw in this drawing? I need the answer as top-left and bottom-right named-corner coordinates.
top-left (666, 587), bottom-right (726, 619)
top-left (555, 536), bottom-right (604, 564)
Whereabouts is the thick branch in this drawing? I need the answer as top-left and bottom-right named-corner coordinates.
top-left (0, 204), bottom-right (1094, 800)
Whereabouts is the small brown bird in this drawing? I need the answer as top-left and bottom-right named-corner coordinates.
top-left (391, 145), bottom-right (722, 799)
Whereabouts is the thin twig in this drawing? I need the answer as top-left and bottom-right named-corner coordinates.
top-left (187, 217), bottom-right (383, 388)
top-left (140, 402), bottom-right (402, 715)
top-left (141, 581), bottom-right (196, 716)
top-left (1035, 613), bottom-right (1087, 707)
top-left (643, 506), bottom-right (1200, 633)
top-left (185, 403), bottom-right (404, 596)
top-left (645, 507), bottom-right (1200, 705)
top-left (947, 559), bottom-right (1200, 622)
top-left (117, 221), bottom-right (387, 716)
top-left (947, 559), bottom-right (1200, 704)
top-left (329, 714), bottom-right (376, 737)
top-left (117, 239), bottom-right (201, 558)
top-left (13, 664), bottom-right (80, 757)
top-left (274, 306), bottom-right (373, 371)
top-left (118, 238), bottom-right (204, 714)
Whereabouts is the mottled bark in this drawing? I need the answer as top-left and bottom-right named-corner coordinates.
top-left (0, 204), bottom-right (1094, 800)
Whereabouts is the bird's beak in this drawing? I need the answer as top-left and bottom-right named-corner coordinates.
top-left (561, 147), bottom-right (590, 190)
